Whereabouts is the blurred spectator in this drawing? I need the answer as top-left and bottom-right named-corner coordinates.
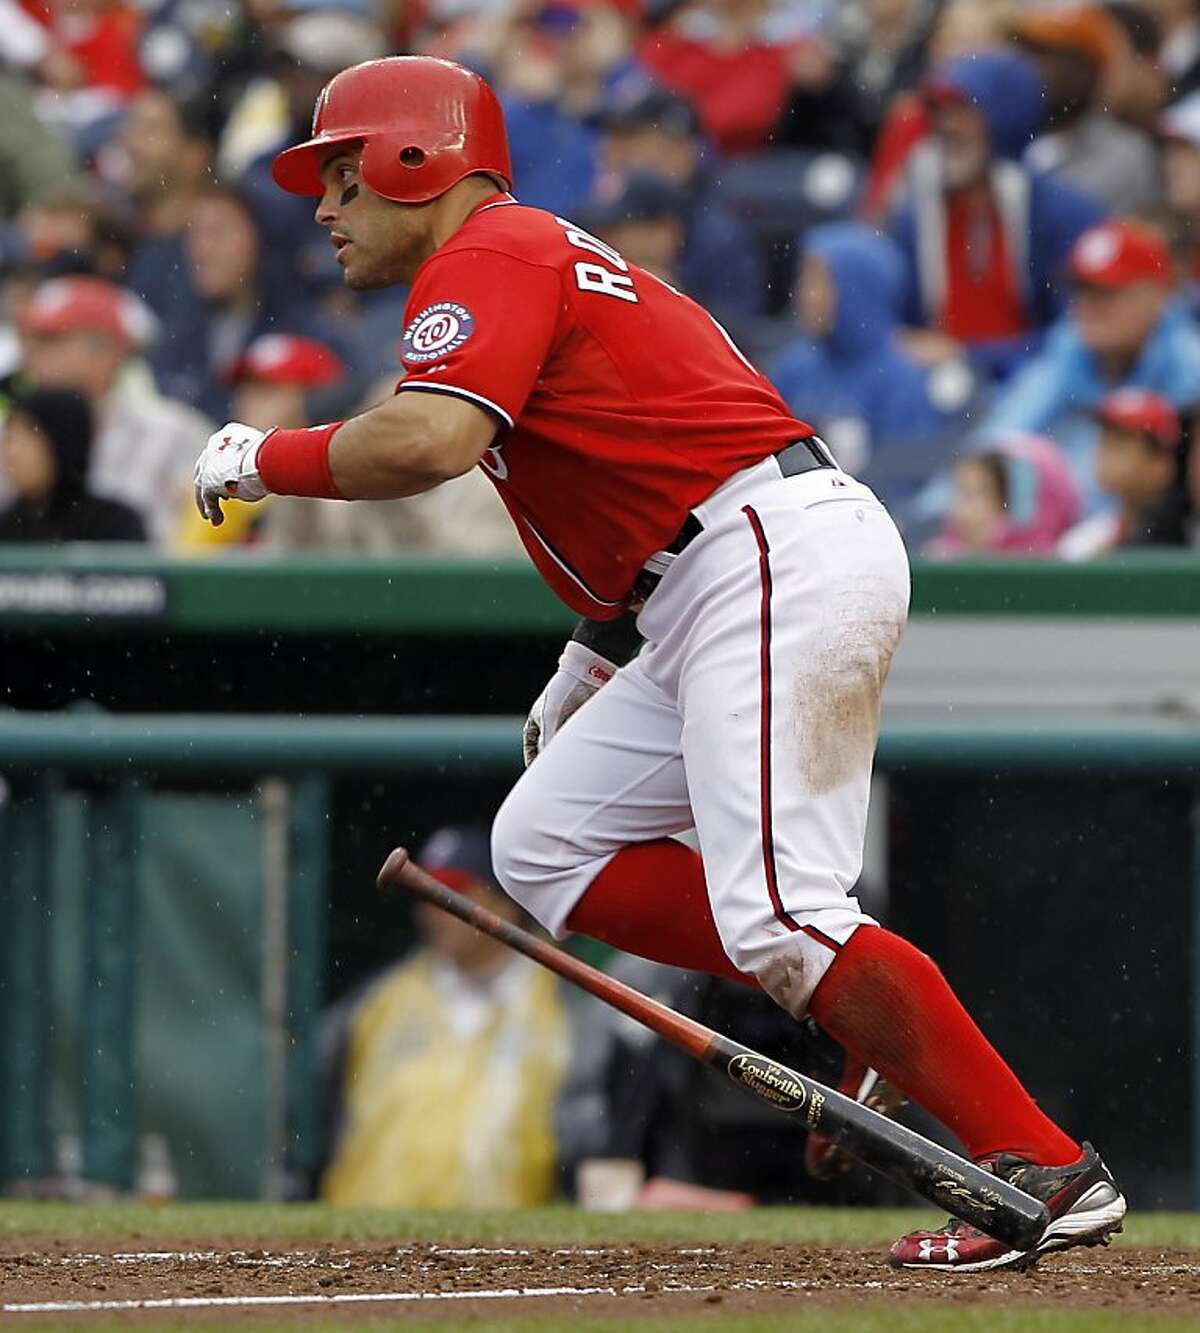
top-left (29, 0), bottom-right (146, 150)
top-left (777, 0), bottom-right (941, 158)
top-left (1103, 1), bottom-right (1167, 131)
top-left (637, 0), bottom-right (800, 155)
top-left (0, 70), bottom-right (81, 221)
top-left (17, 274), bottom-right (209, 545)
top-left (489, 0), bottom-right (640, 217)
top-left (1059, 386), bottom-right (1191, 555)
top-left (1013, 6), bottom-right (1162, 216)
top-left (7, 183), bottom-right (131, 281)
top-left (120, 89), bottom-right (217, 317)
top-left (1159, 91), bottom-right (1200, 289)
top-left (154, 181), bottom-right (345, 421)
top-left (223, 0), bottom-right (388, 294)
top-left (985, 220), bottom-right (1200, 515)
top-left (320, 827), bottom-right (569, 1207)
top-left (889, 50), bottom-right (1106, 380)
top-left (558, 954), bottom-right (888, 1205)
top-left (770, 222), bottom-right (976, 511)
top-left (596, 89), bottom-right (766, 317)
top-left (1143, 0), bottom-right (1200, 102)
top-left (926, 432), bottom-right (1081, 557)
top-left (580, 171), bottom-right (691, 288)
top-left (860, 0), bottom-right (1008, 220)
top-left (0, 385), bottom-right (144, 542)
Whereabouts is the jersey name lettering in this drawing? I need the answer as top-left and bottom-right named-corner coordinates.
top-left (556, 216), bottom-right (639, 305)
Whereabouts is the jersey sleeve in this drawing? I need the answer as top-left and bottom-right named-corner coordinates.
top-left (396, 248), bottom-right (563, 428)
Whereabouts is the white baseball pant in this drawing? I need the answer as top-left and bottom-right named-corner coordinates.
top-left (491, 455), bottom-right (911, 1014)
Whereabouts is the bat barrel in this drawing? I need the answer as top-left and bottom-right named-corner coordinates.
top-left (706, 1034), bottom-right (1049, 1250)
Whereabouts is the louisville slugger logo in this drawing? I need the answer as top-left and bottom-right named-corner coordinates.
top-left (727, 1053), bottom-right (809, 1113)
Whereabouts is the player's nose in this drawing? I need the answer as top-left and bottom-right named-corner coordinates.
top-left (314, 190), bottom-right (337, 226)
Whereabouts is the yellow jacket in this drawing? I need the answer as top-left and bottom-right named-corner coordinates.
top-left (321, 952), bottom-right (568, 1207)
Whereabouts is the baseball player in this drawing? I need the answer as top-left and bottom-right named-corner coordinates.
top-left (194, 57), bottom-right (1125, 1271)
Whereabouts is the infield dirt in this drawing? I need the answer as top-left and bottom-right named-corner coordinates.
top-left (3, 1237), bottom-right (1200, 1324)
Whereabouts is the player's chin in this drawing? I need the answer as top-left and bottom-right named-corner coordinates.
top-left (342, 256), bottom-right (396, 292)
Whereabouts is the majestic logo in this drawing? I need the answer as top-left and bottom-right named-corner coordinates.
top-left (727, 1053), bottom-right (809, 1113)
top-left (403, 302), bottom-right (474, 363)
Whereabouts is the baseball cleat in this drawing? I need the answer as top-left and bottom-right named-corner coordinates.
top-left (888, 1142), bottom-right (1126, 1272)
top-left (805, 1060), bottom-right (907, 1180)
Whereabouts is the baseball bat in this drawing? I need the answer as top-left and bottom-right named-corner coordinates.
top-left (377, 847), bottom-right (1049, 1251)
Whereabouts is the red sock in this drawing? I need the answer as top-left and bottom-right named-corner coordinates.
top-left (809, 925), bottom-right (1080, 1165)
top-left (565, 840), bottom-right (756, 988)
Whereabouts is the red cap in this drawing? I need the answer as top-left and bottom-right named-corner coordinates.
top-left (1094, 388), bottom-right (1181, 450)
top-left (20, 276), bottom-right (156, 350)
top-left (228, 334), bottom-right (345, 388)
top-left (1069, 221), bottom-right (1171, 288)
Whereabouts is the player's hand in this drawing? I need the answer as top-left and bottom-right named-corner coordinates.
top-left (194, 422), bottom-right (270, 526)
top-left (522, 640), bottom-right (617, 766)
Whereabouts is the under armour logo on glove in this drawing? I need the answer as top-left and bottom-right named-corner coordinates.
top-left (194, 421), bottom-right (270, 526)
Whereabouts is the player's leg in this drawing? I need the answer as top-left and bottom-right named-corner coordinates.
top-left (641, 466), bottom-right (1105, 1190)
top-left (491, 656), bottom-right (749, 984)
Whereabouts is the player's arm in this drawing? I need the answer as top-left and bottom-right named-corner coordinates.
top-left (522, 612), bottom-right (643, 766)
top-left (192, 391), bottom-right (498, 525)
top-left (327, 391), bottom-right (497, 499)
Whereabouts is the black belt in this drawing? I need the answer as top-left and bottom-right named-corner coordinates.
top-left (631, 436), bottom-right (836, 605)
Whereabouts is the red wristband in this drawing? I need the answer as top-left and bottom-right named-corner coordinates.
top-left (256, 423), bottom-right (345, 499)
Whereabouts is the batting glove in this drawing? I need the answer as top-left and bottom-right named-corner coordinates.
top-left (194, 422), bottom-right (270, 526)
top-left (522, 640), bottom-right (617, 766)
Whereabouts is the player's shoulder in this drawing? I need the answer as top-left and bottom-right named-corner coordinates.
top-left (440, 198), bottom-right (573, 271)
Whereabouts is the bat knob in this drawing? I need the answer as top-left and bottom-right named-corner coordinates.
top-left (377, 846), bottom-right (411, 892)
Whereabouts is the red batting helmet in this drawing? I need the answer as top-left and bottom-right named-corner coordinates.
top-left (271, 57), bottom-right (512, 203)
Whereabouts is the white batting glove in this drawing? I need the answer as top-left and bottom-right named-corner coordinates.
top-left (194, 422), bottom-right (270, 527)
top-left (523, 640), bottom-right (617, 766)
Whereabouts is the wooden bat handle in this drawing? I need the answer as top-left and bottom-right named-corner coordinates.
top-left (378, 847), bottom-right (714, 1059)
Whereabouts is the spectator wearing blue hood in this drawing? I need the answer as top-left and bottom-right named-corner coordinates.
top-left (769, 222), bottom-right (977, 515)
top-left (888, 50), bottom-right (1106, 382)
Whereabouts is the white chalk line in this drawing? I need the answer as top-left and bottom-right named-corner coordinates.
top-left (5, 1280), bottom-right (797, 1315)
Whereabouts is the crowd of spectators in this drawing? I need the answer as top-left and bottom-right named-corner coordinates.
top-left (1, 0), bottom-right (1199, 558)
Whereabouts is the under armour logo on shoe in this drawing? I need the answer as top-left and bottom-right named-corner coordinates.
top-left (918, 1237), bottom-right (960, 1262)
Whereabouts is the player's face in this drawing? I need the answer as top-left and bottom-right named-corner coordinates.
top-left (316, 150), bottom-right (433, 289)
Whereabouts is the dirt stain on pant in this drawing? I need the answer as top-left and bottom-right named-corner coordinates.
top-left (792, 578), bottom-right (906, 797)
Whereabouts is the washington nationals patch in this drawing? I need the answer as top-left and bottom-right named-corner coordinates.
top-left (402, 302), bottom-right (475, 363)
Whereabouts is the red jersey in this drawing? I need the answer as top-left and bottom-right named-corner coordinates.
top-left (397, 196), bottom-right (811, 618)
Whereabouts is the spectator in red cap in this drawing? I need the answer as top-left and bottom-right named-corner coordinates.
top-left (984, 219), bottom-right (1200, 514)
top-left (226, 334), bottom-right (520, 557)
top-left (1059, 387), bottom-right (1191, 555)
top-left (16, 274), bottom-right (211, 545)
top-left (174, 331), bottom-right (347, 549)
